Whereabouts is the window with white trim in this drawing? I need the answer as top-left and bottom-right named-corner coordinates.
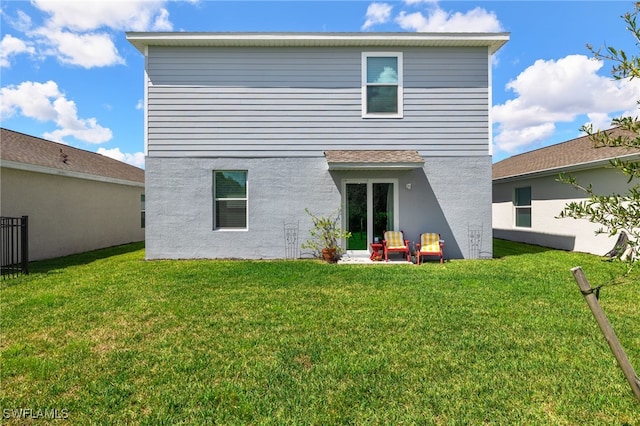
top-left (214, 170), bottom-right (248, 230)
top-left (514, 186), bottom-right (531, 228)
top-left (362, 52), bottom-right (403, 118)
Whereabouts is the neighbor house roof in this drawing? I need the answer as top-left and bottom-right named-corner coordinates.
top-left (0, 128), bottom-right (144, 186)
top-left (492, 127), bottom-right (640, 182)
top-left (126, 32), bottom-right (510, 55)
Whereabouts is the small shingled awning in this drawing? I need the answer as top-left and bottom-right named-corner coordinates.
top-left (325, 150), bottom-right (425, 170)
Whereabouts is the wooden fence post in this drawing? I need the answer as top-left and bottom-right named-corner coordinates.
top-left (571, 266), bottom-right (640, 402)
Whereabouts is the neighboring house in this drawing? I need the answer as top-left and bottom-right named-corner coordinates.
top-left (127, 32), bottom-right (509, 260)
top-left (0, 128), bottom-right (145, 261)
top-left (492, 127), bottom-right (639, 256)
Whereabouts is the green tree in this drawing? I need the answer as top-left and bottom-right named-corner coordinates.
top-left (558, 3), bottom-right (640, 260)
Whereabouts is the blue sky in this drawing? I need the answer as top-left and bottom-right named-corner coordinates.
top-left (1, 0), bottom-right (638, 168)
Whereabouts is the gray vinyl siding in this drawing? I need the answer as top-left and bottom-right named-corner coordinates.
top-left (146, 46), bottom-right (490, 157)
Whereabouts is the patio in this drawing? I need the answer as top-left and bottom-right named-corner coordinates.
top-left (338, 252), bottom-right (415, 264)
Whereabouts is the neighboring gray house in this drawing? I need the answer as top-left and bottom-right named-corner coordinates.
top-left (493, 127), bottom-right (639, 256)
top-left (127, 32), bottom-right (509, 260)
top-left (0, 128), bottom-right (145, 261)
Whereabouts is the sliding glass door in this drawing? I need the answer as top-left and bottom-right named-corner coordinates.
top-left (372, 182), bottom-right (394, 243)
top-left (344, 180), bottom-right (397, 251)
top-left (346, 183), bottom-right (368, 250)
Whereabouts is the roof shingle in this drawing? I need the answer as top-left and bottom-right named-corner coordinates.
top-left (1, 128), bottom-right (144, 184)
top-left (325, 150), bottom-right (424, 164)
top-left (492, 127), bottom-right (639, 181)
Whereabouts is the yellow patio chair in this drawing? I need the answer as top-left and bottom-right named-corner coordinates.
top-left (383, 230), bottom-right (411, 262)
top-left (416, 233), bottom-right (444, 264)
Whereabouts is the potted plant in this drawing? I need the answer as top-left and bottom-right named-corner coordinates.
top-left (301, 208), bottom-right (352, 263)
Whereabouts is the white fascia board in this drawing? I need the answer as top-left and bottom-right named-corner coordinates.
top-left (126, 32), bottom-right (510, 55)
top-left (1, 160), bottom-right (144, 188)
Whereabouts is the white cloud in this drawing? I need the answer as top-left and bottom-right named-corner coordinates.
top-left (3, 9), bottom-right (33, 32)
top-left (136, 99), bottom-right (144, 110)
top-left (31, 0), bottom-right (172, 32)
top-left (0, 80), bottom-right (112, 144)
top-left (1, 80), bottom-right (61, 120)
top-left (98, 147), bottom-right (145, 169)
top-left (0, 34), bottom-right (35, 67)
top-left (361, 1), bottom-right (503, 32)
top-left (403, 0), bottom-right (437, 5)
top-left (374, 67), bottom-right (398, 83)
top-left (152, 8), bottom-right (173, 31)
top-left (31, 27), bottom-right (125, 68)
top-left (492, 54), bottom-right (640, 154)
top-left (44, 124), bottom-right (112, 145)
top-left (362, 3), bottom-right (393, 30)
top-left (493, 124), bottom-right (556, 154)
top-left (395, 5), bottom-right (503, 32)
top-left (584, 113), bottom-right (616, 132)
top-left (4, 0), bottom-right (174, 68)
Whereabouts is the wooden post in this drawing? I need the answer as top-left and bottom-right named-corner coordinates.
top-left (572, 266), bottom-right (640, 402)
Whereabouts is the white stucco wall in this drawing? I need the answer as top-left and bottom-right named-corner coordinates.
top-left (492, 167), bottom-right (631, 256)
top-left (1, 167), bottom-right (145, 261)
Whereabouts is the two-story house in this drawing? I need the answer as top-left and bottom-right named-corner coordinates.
top-left (127, 32), bottom-right (509, 260)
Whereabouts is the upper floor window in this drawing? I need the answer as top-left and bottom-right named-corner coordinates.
top-left (514, 186), bottom-right (531, 228)
top-left (362, 52), bottom-right (403, 118)
top-left (214, 170), bottom-right (248, 230)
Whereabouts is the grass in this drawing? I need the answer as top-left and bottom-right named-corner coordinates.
top-left (1, 239), bottom-right (639, 425)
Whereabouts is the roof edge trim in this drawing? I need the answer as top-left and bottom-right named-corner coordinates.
top-left (1, 160), bottom-right (145, 188)
top-left (492, 153), bottom-right (640, 182)
top-left (126, 31), bottom-right (510, 55)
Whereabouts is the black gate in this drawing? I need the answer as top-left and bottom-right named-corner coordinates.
top-left (1, 216), bottom-right (29, 278)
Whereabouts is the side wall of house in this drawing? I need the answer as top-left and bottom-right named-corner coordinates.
top-left (0, 167), bottom-right (144, 261)
top-left (145, 156), bottom-right (491, 260)
top-left (492, 167), bottom-right (630, 255)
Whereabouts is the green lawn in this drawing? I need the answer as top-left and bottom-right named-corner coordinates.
top-left (1, 240), bottom-right (638, 425)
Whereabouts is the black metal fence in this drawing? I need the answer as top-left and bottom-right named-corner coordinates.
top-left (1, 216), bottom-right (29, 278)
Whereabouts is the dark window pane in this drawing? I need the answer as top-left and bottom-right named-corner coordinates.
top-left (367, 86), bottom-right (398, 113)
top-left (515, 187), bottom-right (531, 206)
top-left (516, 207), bottom-right (531, 227)
top-left (216, 200), bottom-right (247, 228)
